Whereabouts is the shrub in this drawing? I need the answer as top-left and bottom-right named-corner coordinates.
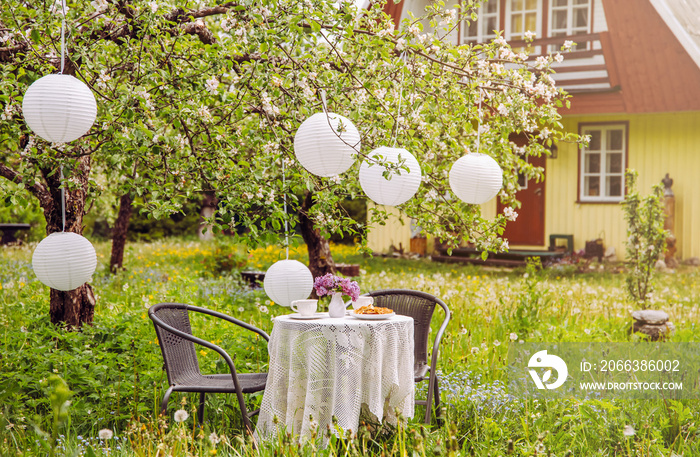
top-left (621, 170), bottom-right (668, 309)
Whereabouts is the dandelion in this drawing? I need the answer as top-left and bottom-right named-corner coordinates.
top-left (99, 428), bottom-right (113, 440)
top-left (258, 305), bottom-right (269, 314)
top-left (209, 432), bottom-right (220, 445)
top-left (509, 332), bottom-right (517, 341)
top-left (493, 340), bottom-right (501, 347)
top-left (623, 425), bottom-right (635, 437)
top-left (471, 347), bottom-right (479, 355)
top-left (174, 409), bottom-right (189, 423)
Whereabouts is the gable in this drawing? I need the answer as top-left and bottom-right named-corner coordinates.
top-left (567, 0), bottom-right (700, 114)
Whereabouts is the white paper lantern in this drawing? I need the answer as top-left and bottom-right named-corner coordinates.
top-left (263, 259), bottom-right (314, 307)
top-left (32, 232), bottom-right (97, 291)
top-left (23, 74), bottom-right (97, 143)
top-left (449, 153), bottom-right (503, 204)
top-left (359, 146), bottom-right (422, 206)
top-left (294, 112), bottom-right (361, 177)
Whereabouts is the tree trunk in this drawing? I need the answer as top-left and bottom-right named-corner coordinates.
top-left (198, 191), bottom-right (217, 240)
top-left (299, 191), bottom-right (336, 278)
top-left (110, 192), bottom-right (134, 273)
top-left (41, 155), bottom-right (96, 328)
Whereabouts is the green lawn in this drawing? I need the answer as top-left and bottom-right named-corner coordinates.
top-left (1, 238), bottom-right (699, 456)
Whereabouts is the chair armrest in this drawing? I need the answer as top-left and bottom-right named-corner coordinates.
top-left (429, 302), bottom-right (451, 374)
top-left (186, 304), bottom-right (270, 342)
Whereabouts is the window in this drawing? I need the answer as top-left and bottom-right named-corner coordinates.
top-left (462, 1), bottom-right (499, 44)
top-left (579, 124), bottom-right (627, 202)
top-left (549, 0), bottom-right (591, 51)
top-left (506, 0), bottom-right (541, 41)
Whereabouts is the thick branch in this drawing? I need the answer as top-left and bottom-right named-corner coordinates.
top-left (0, 162), bottom-right (51, 203)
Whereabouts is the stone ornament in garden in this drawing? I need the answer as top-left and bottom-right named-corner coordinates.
top-left (631, 310), bottom-right (675, 341)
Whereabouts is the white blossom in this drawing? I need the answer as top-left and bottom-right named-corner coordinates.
top-left (524, 30), bottom-right (536, 41)
top-left (261, 93), bottom-right (279, 116)
top-left (197, 105), bottom-right (211, 120)
top-left (96, 70), bottom-right (111, 90)
top-left (98, 429), bottom-right (113, 440)
top-left (623, 425), bottom-right (635, 437)
top-left (149, 1), bottom-right (158, 13)
top-left (91, 0), bottom-right (108, 13)
top-left (1, 103), bottom-right (16, 120)
top-left (205, 77), bottom-right (219, 94)
top-left (376, 21), bottom-right (394, 37)
top-left (503, 207), bottom-right (518, 222)
top-left (535, 56), bottom-right (549, 70)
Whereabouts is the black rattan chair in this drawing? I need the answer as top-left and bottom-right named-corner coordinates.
top-left (366, 289), bottom-right (451, 425)
top-left (149, 302), bottom-right (269, 433)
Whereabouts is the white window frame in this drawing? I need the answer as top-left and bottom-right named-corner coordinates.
top-left (461, 1), bottom-right (500, 44)
top-left (505, 0), bottom-right (543, 41)
top-left (579, 123), bottom-right (627, 203)
top-left (548, 0), bottom-right (592, 51)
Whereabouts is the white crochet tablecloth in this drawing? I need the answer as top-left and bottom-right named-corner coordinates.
top-left (255, 313), bottom-right (414, 441)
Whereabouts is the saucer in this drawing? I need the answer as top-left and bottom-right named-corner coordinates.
top-left (289, 313), bottom-right (325, 320)
top-left (349, 311), bottom-right (396, 320)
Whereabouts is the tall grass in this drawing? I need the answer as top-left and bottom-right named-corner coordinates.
top-left (1, 238), bottom-right (699, 455)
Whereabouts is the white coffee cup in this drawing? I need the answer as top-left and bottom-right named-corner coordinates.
top-left (352, 296), bottom-right (374, 310)
top-left (291, 299), bottom-right (318, 316)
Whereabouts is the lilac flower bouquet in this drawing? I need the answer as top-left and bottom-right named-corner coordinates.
top-left (313, 273), bottom-right (360, 301)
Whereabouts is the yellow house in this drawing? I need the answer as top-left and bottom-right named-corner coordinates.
top-left (370, 0), bottom-right (700, 262)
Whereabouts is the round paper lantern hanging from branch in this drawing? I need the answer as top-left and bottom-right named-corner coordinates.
top-left (32, 232), bottom-right (97, 291)
top-left (22, 74), bottom-right (97, 143)
top-left (449, 153), bottom-right (503, 204)
top-left (359, 146), bottom-right (422, 206)
top-left (294, 112), bottom-right (361, 177)
top-left (263, 259), bottom-right (314, 307)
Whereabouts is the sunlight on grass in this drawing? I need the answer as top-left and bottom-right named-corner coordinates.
top-left (1, 239), bottom-right (699, 455)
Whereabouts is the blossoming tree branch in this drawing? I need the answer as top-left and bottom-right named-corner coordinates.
top-left (0, 0), bottom-right (580, 326)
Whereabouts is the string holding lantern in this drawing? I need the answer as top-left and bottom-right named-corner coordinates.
top-left (449, 90), bottom-right (503, 204)
top-left (293, 112), bottom-right (361, 177)
top-left (359, 146), bottom-right (422, 206)
top-left (26, 0), bottom-right (98, 292)
top-left (264, 126), bottom-right (314, 307)
top-left (263, 259), bottom-right (314, 307)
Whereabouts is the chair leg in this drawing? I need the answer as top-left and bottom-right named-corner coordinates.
top-left (198, 392), bottom-right (206, 425)
top-left (433, 376), bottom-right (443, 427)
top-left (424, 377), bottom-right (434, 424)
top-left (160, 387), bottom-right (174, 417)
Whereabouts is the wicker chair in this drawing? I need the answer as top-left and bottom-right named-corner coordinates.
top-left (149, 302), bottom-right (269, 433)
top-left (366, 289), bottom-right (451, 425)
